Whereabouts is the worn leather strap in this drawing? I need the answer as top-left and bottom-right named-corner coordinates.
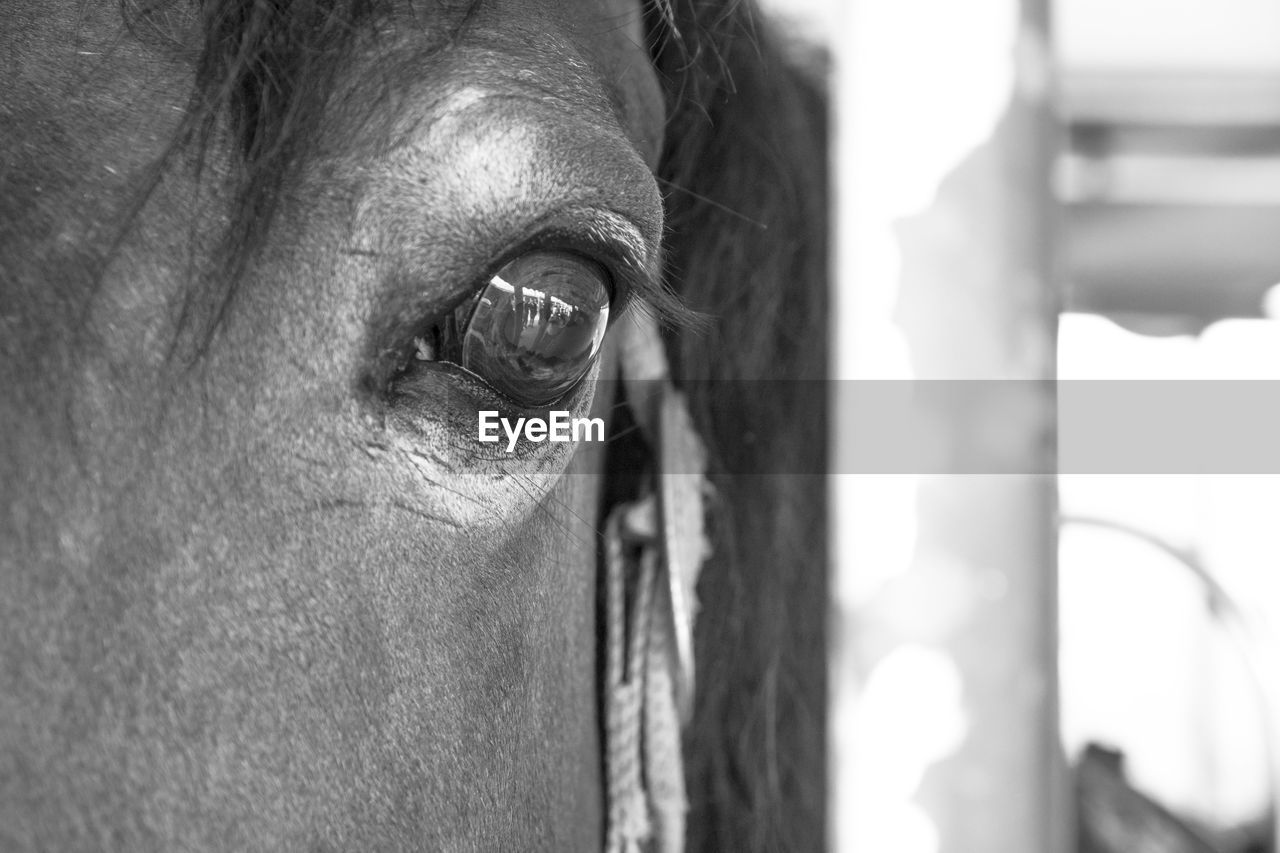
top-left (602, 313), bottom-right (712, 853)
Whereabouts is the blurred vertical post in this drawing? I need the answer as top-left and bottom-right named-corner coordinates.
top-left (831, 1), bottom-right (1064, 852)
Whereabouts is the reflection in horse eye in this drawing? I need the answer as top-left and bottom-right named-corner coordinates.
top-left (449, 250), bottom-right (611, 407)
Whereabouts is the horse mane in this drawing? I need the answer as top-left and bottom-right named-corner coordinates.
top-left (645, 3), bottom-right (829, 850)
top-left (119, 0), bottom-right (389, 344)
top-left (137, 0), bottom-right (828, 847)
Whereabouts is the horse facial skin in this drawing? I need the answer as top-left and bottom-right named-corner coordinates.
top-left (1, 0), bottom-right (662, 849)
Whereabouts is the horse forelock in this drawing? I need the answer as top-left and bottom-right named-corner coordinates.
top-left (101, 0), bottom-right (710, 355)
top-left (0, 0), bottom-right (719, 339)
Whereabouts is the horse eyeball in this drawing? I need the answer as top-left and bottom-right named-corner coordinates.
top-left (453, 250), bottom-right (610, 407)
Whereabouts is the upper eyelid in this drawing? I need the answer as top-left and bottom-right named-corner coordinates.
top-left (474, 207), bottom-right (661, 313)
top-left (466, 209), bottom-right (701, 334)
top-left (507, 207), bottom-right (657, 281)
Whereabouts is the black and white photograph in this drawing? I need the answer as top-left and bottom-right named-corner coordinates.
top-left (2, 0), bottom-right (1278, 850)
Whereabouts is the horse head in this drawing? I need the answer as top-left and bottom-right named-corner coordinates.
top-left (1, 1), bottom-right (827, 849)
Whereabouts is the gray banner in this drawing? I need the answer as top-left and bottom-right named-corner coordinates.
top-left (466, 380), bottom-right (1280, 474)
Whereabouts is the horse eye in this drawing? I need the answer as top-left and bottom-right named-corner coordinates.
top-left (449, 250), bottom-right (611, 407)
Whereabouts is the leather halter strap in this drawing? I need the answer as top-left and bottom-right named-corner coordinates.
top-left (602, 313), bottom-right (712, 853)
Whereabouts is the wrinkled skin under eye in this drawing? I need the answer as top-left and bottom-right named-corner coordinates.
top-left (418, 250), bottom-right (612, 407)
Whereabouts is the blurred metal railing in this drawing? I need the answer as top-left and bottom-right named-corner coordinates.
top-left (1064, 516), bottom-right (1280, 852)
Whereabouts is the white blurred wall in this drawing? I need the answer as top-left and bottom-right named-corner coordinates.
top-left (757, 0), bottom-right (835, 42)
top-left (1057, 0), bottom-right (1280, 71)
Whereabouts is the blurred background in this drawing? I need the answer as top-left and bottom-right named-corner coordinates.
top-left (764, 0), bottom-right (1280, 850)
top-left (1059, 1), bottom-right (1280, 850)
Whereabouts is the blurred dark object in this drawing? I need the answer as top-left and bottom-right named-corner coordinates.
top-left (1077, 743), bottom-right (1224, 853)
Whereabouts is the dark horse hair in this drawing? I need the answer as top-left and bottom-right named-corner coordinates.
top-left (138, 0), bottom-right (829, 848)
top-left (649, 5), bottom-right (828, 852)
